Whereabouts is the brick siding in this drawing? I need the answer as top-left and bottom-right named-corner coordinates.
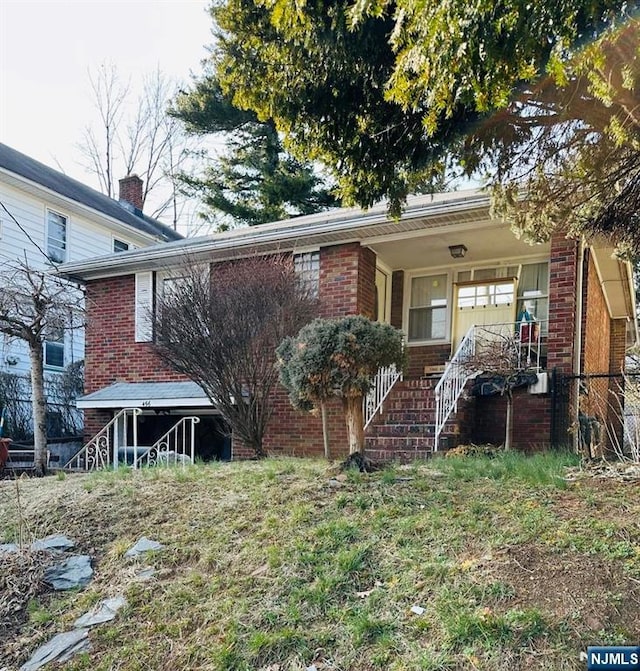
top-left (83, 274), bottom-right (189, 440)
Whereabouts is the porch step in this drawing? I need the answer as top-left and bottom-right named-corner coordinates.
top-left (365, 371), bottom-right (466, 460)
top-left (372, 423), bottom-right (435, 437)
top-left (366, 448), bottom-right (433, 463)
top-left (365, 435), bottom-right (435, 450)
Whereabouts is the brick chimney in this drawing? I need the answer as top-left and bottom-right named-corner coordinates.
top-left (118, 175), bottom-right (144, 212)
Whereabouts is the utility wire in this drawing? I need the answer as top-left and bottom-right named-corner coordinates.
top-left (0, 199), bottom-right (59, 269)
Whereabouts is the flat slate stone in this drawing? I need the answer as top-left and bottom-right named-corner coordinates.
top-left (19, 629), bottom-right (90, 671)
top-left (74, 596), bottom-right (127, 628)
top-left (44, 555), bottom-right (93, 590)
top-left (31, 534), bottom-right (75, 552)
top-left (125, 537), bottom-right (163, 558)
top-left (0, 543), bottom-right (18, 554)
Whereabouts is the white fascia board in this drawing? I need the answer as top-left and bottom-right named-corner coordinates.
top-left (57, 191), bottom-right (491, 282)
top-left (0, 167), bottom-right (163, 246)
top-left (77, 396), bottom-right (214, 409)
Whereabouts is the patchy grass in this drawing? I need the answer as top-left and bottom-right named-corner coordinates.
top-left (1, 452), bottom-right (639, 670)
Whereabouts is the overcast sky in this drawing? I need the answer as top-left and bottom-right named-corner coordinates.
top-left (0, 0), bottom-right (212, 197)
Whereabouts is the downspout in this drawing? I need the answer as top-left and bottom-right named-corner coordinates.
top-left (573, 238), bottom-right (585, 454)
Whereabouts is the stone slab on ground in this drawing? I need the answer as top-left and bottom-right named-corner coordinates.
top-left (43, 555), bottom-right (93, 590)
top-left (31, 534), bottom-right (75, 552)
top-left (74, 596), bottom-right (127, 628)
top-left (125, 537), bottom-right (163, 558)
top-left (19, 629), bottom-right (90, 671)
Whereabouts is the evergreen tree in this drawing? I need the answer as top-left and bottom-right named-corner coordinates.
top-left (197, 0), bottom-right (640, 249)
top-left (172, 77), bottom-right (337, 228)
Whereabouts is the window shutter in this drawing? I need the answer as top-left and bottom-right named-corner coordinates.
top-left (135, 272), bottom-right (154, 342)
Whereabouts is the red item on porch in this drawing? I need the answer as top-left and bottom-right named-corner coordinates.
top-left (520, 322), bottom-right (538, 344)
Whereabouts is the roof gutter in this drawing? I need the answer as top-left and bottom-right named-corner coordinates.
top-left (57, 192), bottom-right (491, 282)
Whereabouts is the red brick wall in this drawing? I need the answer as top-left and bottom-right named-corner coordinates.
top-left (405, 345), bottom-right (451, 378)
top-left (473, 390), bottom-right (551, 451)
top-left (319, 243), bottom-right (375, 318)
top-left (83, 274), bottom-right (189, 439)
top-left (264, 242), bottom-right (376, 458)
top-left (85, 275), bottom-right (187, 392)
top-left (546, 234), bottom-right (579, 373)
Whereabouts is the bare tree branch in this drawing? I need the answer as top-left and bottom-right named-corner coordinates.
top-left (0, 260), bottom-right (84, 473)
top-left (153, 255), bottom-right (318, 457)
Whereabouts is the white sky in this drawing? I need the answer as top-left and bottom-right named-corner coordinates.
top-left (0, 0), bottom-right (213, 227)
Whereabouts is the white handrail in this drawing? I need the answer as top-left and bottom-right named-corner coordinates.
top-left (434, 320), bottom-right (546, 451)
top-left (364, 364), bottom-right (403, 429)
top-left (64, 408), bottom-right (142, 471)
top-left (134, 416), bottom-right (200, 468)
top-left (434, 327), bottom-right (476, 451)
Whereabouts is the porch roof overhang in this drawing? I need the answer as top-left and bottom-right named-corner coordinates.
top-left (591, 244), bottom-right (638, 342)
top-left (56, 189), bottom-right (493, 282)
top-left (77, 381), bottom-right (213, 410)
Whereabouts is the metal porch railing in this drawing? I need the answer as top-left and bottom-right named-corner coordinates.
top-left (434, 320), bottom-right (545, 451)
top-left (134, 416), bottom-right (200, 468)
top-left (364, 363), bottom-right (403, 429)
top-left (64, 407), bottom-right (142, 471)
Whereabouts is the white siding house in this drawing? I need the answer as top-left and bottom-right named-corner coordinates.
top-left (0, 143), bottom-right (181, 438)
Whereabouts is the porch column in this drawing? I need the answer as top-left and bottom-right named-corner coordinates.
top-left (546, 234), bottom-right (580, 373)
top-left (319, 243), bottom-right (376, 318)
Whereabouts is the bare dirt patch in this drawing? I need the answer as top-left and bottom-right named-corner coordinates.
top-left (488, 544), bottom-right (640, 636)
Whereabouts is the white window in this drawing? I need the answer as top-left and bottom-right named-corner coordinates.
top-left (113, 239), bottom-right (129, 253)
top-left (408, 274), bottom-right (448, 342)
top-left (44, 329), bottom-right (65, 368)
top-left (47, 210), bottom-right (67, 263)
top-left (135, 271), bottom-right (154, 342)
top-left (517, 262), bottom-right (549, 327)
top-left (294, 251), bottom-right (320, 297)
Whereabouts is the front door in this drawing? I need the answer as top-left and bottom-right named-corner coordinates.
top-left (452, 278), bottom-right (517, 350)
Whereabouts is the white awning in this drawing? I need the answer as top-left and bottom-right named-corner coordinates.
top-left (77, 381), bottom-right (213, 409)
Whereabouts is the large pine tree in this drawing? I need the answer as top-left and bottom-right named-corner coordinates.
top-left (172, 77), bottom-right (338, 228)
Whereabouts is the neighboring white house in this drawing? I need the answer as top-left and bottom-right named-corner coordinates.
top-left (0, 143), bottom-right (182, 438)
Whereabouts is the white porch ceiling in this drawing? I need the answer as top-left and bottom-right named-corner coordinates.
top-left (368, 220), bottom-right (550, 272)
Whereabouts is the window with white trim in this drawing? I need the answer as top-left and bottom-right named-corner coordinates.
top-left (46, 210), bottom-right (67, 263)
top-left (113, 238), bottom-right (129, 253)
top-left (408, 273), bottom-right (448, 342)
top-left (44, 329), bottom-right (65, 368)
top-left (294, 251), bottom-right (320, 297)
top-left (517, 262), bottom-right (549, 327)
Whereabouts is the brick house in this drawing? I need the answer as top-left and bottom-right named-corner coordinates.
top-left (57, 189), bottom-right (637, 465)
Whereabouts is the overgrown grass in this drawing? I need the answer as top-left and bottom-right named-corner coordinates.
top-left (1, 452), bottom-right (638, 670)
top-left (438, 449), bottom-right (581, 488)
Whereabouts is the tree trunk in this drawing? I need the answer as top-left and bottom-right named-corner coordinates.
top-left (320, 401), bottom-right (330, 460)
top-left (29, 342), bottom-right (48, 475)
top-left (504, 392), bottom-right (513, 451)
top-left (344, 395), bottom-right (365, 455)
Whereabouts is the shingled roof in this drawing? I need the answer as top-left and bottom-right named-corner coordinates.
top-left (0, 143), bottom-right (182, 242)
